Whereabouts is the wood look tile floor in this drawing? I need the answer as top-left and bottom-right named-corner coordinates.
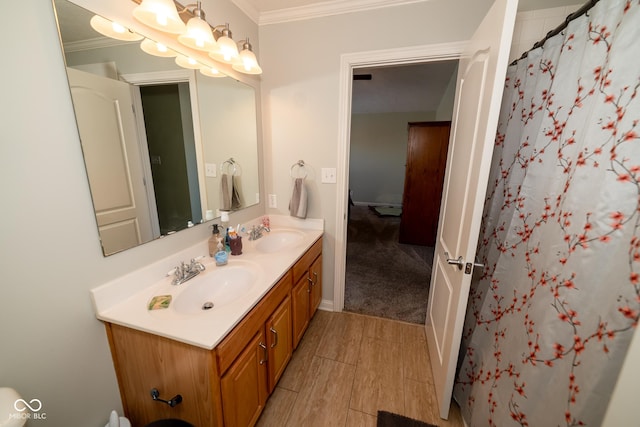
top-left (257, 311), bottom-right (464, 427)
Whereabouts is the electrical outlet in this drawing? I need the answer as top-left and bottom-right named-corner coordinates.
top-left (205, 163), bottom-right (217, 177)
top-left (268, 194), bottom-right (277, 208)
top-left (255, 193), bottom-right (260, 204)
top-left (321, 168), bottom-right (337, 184)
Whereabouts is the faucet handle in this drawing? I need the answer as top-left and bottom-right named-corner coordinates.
top-left (166, 265), bottom-right (181, 277)
top-left (190, 256), bottom-right (206, 272)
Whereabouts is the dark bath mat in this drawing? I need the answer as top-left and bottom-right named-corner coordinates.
top-left (377, 411), bottom-right (437, 427)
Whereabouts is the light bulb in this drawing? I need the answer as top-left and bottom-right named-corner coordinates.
top-left (140, 38), bottom-right (177, 57)
top-left (111, 22), bottom-right (126, 34)
top-left (209, 25), bottom-right (239, 64)
top-left (232, 40), bottom-right (262, 75)
top-left (133, 0), bottom-right (186, 34)
top-left (178, 13), bottom-right (216, 51)
top-left (89, 15), bottom-right (143, 41)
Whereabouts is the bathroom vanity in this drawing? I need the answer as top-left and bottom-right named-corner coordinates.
top-left (91, 217), bottom-right (323, 427)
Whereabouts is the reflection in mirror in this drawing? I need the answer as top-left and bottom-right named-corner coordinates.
top-left (53, 0), bottom-right (260, 256)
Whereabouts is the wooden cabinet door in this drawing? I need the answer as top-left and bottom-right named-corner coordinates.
top-left (266, 295), bottom-right (292, 393)
top-left (291, 274), bottom-right (311, 350)
top-left (399, 121), bottom-right (451, 245)
top-left (309, 255), bottom-right (322, 317)
top-left (106, 323), bottom-right (222, 427)
top-left (221, 329), bottom-right (268, 427)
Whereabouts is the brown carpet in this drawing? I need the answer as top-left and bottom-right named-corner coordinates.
top-left (377, 411), bottom-right (437, 427)
top-left (345, 205), bottom-right (434, 324)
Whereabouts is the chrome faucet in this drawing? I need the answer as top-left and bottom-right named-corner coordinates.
top-left (168, 256), bottom-right (205, 285)
top-left (248, 224), bottom-right (270, 241)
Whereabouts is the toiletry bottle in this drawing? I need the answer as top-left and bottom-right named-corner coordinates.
top-left (208, 224), bottom-right (220, 257)
top-left (220, 211), bottom-right (230, 251)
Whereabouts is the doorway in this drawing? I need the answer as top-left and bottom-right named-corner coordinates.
top-left (343, 60), bottom-right (458, 324)
top-left (334, 43), bottom-right (468, 314)
top-left (140, 83), bottom-right (202, 235)
top-left (122, 70), bottom-right (205, 238)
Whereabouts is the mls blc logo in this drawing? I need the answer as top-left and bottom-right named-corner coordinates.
top-left (11, 398), bottom-right (47, 420)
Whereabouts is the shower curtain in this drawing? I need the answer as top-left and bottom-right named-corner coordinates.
top-left (453, 0), bottom-right (640, 425)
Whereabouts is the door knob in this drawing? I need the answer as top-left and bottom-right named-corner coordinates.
top-left (445, 252), bottom-right (464, 270)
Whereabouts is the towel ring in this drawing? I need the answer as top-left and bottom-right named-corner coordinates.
top-left (290, 160), bottom-right (307, 179)
top-left (222, 158), bottom-right (238, 176)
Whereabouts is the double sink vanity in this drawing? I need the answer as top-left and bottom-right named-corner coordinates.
top-left (91, 216), bottom-right (323, 426)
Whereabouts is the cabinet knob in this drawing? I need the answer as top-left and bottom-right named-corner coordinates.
top-left (270, 327), bottom-right (278, 348)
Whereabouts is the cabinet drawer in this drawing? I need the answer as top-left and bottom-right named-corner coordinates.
top-left (216, 271), bottom-right (292, 376)
top-left (292, 237), bottom-right (322, 284)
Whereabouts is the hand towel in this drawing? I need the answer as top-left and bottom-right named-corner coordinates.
top-left (289, 177), bottom-right (308, 219)
top-left (221, 173), bottom-right (242, 211)
top-left (220, 173), bottom-right (232, 211)
top-left (231, 174), bottom-right (241, 210)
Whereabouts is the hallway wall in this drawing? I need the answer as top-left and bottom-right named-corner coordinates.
top-left (349, 111), bottom-right (435, 206)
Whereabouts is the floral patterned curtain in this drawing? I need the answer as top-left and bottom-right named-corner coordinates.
top-left (453, 0), bottom-right (640, 425)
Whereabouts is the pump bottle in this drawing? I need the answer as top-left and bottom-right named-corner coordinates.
top-left (208, 224), bottom-right (221, 257)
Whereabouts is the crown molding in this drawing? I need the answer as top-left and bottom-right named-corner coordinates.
top-left (232, 0), bottom-right (429, 26)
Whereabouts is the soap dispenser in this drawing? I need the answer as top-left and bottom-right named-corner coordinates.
top-left (208, 224), bottom-right (221, 257)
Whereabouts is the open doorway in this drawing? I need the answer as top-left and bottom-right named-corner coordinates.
top-left (122, 70), bottom-right (204, 238)
top-left (344, 60), bottom-right (458, 324)
top-left (139, 82), bottom-right (202, 235)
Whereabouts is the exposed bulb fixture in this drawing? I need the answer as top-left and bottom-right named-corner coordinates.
top-left (89, 15), bottom-right (143, 41)
top-left (133, 0), bottom-right (186, 34)
top-left (209, 24), bottom-right (238, 63)
top-left (175, 54), bottom-right (201, 69)
top-left (140, 38), bottom-right (177, 57)
top-left (232, 39), bottom-right (262, 75)
top-left (178, 2), bottom-right (216, 51)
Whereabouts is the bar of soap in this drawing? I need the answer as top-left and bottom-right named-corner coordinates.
top-left (148, 295), bottom-right (172, 310)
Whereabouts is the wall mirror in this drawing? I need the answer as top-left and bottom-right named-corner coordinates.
top-left (53, 0), bottom-right (260, 256)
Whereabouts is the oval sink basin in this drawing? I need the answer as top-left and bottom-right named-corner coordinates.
top-left (172, 265), bottom-right (258, 315)
top-left (255, 229), bottom-right (304, 253)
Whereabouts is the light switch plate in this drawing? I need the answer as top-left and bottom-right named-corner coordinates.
top-left (205, 163), bottom-right (217, 177)
top-left (321, 168), bottom-right (337, 184)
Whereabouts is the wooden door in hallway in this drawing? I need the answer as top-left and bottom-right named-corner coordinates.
top-left (399, 122), bottom-right (451, 245)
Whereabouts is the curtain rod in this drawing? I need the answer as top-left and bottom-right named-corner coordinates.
top-left (510, 0), bottom-right (600, 66)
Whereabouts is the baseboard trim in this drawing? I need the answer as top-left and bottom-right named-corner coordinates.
top-left (353, 201), bottom-right (403, 208)
top-left (318, 299), bottom-right (334, 312)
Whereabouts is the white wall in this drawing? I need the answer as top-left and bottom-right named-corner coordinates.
top-left (0, 1), bottom-right (259, 426)
top-left (259, 0), bottom-right (495, 304)
top-left (435, 68), bottom-right (458, 121)
top-left (509, 4), bottom-right (582, 62)
top-left (349, 111), bottom-right (436, 206)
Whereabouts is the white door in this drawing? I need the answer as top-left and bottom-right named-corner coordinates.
top-left (425, 0), bottom-right (517, 419)
top-left (67, 67), bottom-right (154, 255)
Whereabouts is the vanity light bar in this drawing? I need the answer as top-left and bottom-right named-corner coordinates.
top-left (129, 0), bottom-right (262, 75)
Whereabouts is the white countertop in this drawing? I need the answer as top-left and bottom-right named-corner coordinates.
top-left (90, 215), bottom-right (324, 350)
